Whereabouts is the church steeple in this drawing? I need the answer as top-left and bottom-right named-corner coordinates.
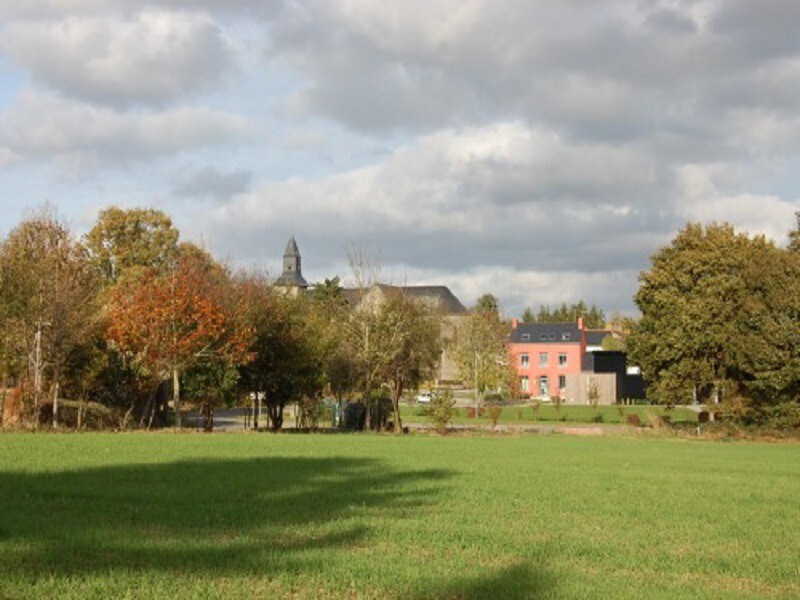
top-left (275, 236), bottom-right (308, 289)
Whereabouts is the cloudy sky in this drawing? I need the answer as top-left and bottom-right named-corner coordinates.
top-left (1, 1), bottom-right (798, 316)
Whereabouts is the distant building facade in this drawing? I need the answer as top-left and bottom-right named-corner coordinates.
top-left (509, 317), bottom-right (644, 404)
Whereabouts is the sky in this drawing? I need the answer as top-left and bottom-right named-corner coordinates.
top-left (0, 1), bottom-right (798, 318)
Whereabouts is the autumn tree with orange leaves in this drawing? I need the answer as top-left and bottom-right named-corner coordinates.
top-left (106, 253), bottom-right (254, 428)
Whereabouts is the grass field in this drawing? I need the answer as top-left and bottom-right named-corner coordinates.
top-left (0, 432), bottom-right (797, 599)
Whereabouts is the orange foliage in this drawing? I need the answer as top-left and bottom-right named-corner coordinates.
top-left (106, 256), bottom-right (254, 378)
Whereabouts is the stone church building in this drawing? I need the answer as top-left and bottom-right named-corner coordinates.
top-left (274, 237), bottom-right (468, 382)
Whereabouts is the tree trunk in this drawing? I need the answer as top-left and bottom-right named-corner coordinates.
top-left (0, 374), bottom-right (7, 427)
top-left (392, 380), bottom-right (404, 434)
top-left (173, 367), bottom-right (181, 428)
top-left (52, 379), bottom-right (60, 429)
top-left (267, 402), bottom-right (284, 431)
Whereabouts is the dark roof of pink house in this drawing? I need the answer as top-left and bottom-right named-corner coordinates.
top-left (510, 322), bottom-right (581, 343)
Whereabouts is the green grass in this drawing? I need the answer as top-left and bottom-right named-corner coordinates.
top-left (0, 432), bottom-right (797, 598)
top-left (401, 403), bottom-right (697, 426)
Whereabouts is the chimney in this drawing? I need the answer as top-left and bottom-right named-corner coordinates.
top-left (511, 318), bottom-right (519, 329)
top-left (577, 316), bottom-right (584, 331)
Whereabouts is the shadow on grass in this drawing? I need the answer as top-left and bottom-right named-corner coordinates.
top-left (0, 457), bottom-right (450, 579)
top-left (417, 562), bottom-right (558, 599)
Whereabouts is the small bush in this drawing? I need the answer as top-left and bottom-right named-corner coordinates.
top-left (487, 404), bottom-right (503, 428)
top-left (592, 414), bottom-right (604, 423)
top-left (426, 387), bottom-right (456, 435)
top-left (530, 399), bottom-right (542, 421)
top-left (626, 413), bottom-right (641, 427)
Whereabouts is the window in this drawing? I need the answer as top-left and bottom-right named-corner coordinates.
top-left (539, 376), bottom-right (549, 397)
top-left (539, 352), bottom-right (548, 367)
top-left (548, 333), bottom-right (555, 340)
top-left (521, 376), bottom-right (529, 392)
top-left (562, 333), bottom-right (571, 341)
top-left (521, 333), bottom-right (530, 341)
top-left (539, 333), bottom-right (547, 340)
top-left (558, 375), bottom-right (566, 390)
top-left (520, 353), bottom-right (529, 368)
top-left (558, 353), bottom-right (567, 367)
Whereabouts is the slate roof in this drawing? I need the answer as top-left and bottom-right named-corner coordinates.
top-left (585, 330), bottom-right (611, 347)
top-left (275, 270), bottom-right (308, 287)
top-left (393, 285), bottom-right (468, 314)
top-left (284, 236), bottom-right (300, 257)
top-left (342, 284), bottom-right (468, 315)
top-left (510, 322), bottom-right (581, 344)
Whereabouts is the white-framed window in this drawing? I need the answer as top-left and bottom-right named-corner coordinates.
top-left (521, 333), bottom-right (530, 341)
top-left (558, 353), bottom-right (567, 367)
top-left (521, 376), bottom-right (529, 392)
top-left (558, 375), bottom-right (566, 390)
top-left (520, 353), bottom-right (529, 368)
top-left (562, 333), bottom-right (571, 341)
top-left (539, 376), bottom-right (549, 397)
top-left (539, 352), bottom-right (548, 367)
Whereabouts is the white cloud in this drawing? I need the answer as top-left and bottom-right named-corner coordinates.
top-left (676, 164), bottom-right (799, 242)
top-left (1, 9), bottom-right (234, 107)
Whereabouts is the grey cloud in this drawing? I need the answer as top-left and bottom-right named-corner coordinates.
top-left (172, 166), bottom-right (253, 201)
top-left (0, 90), bottom-right (248, 167)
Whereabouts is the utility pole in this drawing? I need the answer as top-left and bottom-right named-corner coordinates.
top-left (32, 320), bottom-right (50, 428)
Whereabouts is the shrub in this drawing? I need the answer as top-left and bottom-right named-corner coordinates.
top-left (592, 414), bottom-right (604, 423)
top-left (551, 395), bottom-right (564, 415)
top-left (515, 407), bottom-right (524, 421)
top-left (626, 413), bottom-right (641, 427)
top-left (426, 387), bottom-right (456, 435)
top-left (487, 404), bottom-right (503, 428)
top-left (530, 399), bottom-right (542, 421)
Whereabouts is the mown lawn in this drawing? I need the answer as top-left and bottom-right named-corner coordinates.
top-left (0, 432), bottom-right (797, 598)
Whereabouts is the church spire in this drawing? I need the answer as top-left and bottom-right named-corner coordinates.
top-left (275, 236), bottom-right (308, 290)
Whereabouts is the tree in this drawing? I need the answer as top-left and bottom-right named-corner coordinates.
top-left (453, 309), bottom-right (509, 414)
top-left (628, 222), bottom-right (799, 418)
top-left (0, 208), bottom-right (100, 427)
top-left (789, 211), bottom-right (800, 253)
top-left (106, 254), bottom-right (253, 428)
top-left (522, 301), bottom-right (606, 328)
top-left (84, 206), bottom-right (179, 284)
top-left (475, 293), bottom-right (500, 317)
top-left (375, 291), bottom-right (442, 433)
top-left (237, 276), bottom-right (327, 431)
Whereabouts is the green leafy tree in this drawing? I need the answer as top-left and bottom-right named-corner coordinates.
top-left (454, 309), bottom-right (509, 412)
top-left (84, 206), bottom-right (179, 284)
top-left (628, 222), bottom-right (799, 417)
top-left (523, 301), bottom-right (606, 328)
top-left (474, 293), bottom-right (500, 317)
top-left (789, 211), bottom-right (799, 252)
top-left (0, 208), bottom-right (101, 427)
top-left (376, 291), bottom-right (443, 433)
top-left (237, 277), bottom-right (327, 431)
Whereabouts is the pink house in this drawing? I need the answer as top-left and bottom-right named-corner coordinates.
top-left (509, 317), bottom-right (587, 398)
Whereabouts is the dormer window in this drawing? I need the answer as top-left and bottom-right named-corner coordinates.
top-left (548, 333), bottom-right (555, 340)
top-left (539, 334), bottom-right (547, 340)
top-left (562, 333), bottom-right (570, 341)
top-left (521, 333), bottom-right (530, 341)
